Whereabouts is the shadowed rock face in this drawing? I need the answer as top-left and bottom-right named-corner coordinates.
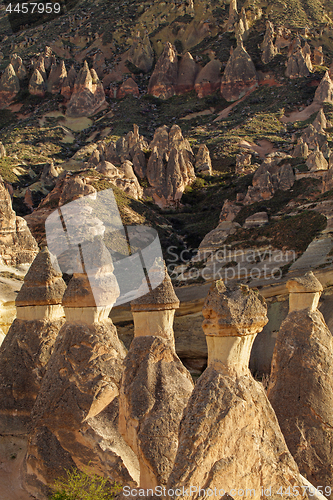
top-left (286, 46), bottom-right (312, 78)
top-left (176, 52), bottom-right (198, 94)
top-left (47, 60), bottom-right (67, 94)
top-left (127, 33), bottom-right (154, 73)
top-left (268, 272), bottom-right (333, 497)
top-left (194, 59), bottom-right (221, 98)
top-left (147, 42), bottom-right (178, 99)
top-left (0, 63), bottom-right (20, 108)
top-left (0, 248), bottom-right (66, 436)
top-left (167, 282), bottom-right (308, 500)
top-left (119, 263), bottom-right (193, 489)
top-left (0, 176), bottom-right (38, 267)
top-left (220, 41), bottom-right (258, 102)
top-left (261, 21), bottom-right (277, 64)
top-left (10, 53), bottom-right (27, 79)
top-left (61, 65), bottom-right (77, 99)
top-left (117, 78), bottom-right (139, 98)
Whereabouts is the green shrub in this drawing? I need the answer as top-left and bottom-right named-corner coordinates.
top-left (50, 467), bottom-right (121, 500)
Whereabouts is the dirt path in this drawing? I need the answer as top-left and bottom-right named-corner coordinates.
top-left (0, 436), bottom-right (34, 500)
top-left (238, 139), bottom-right (276, 158)
top-left (280, 101), bottom-right (321, 123)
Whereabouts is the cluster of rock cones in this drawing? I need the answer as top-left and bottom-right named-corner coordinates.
top-left (0, 211), bottom-right (333, 499)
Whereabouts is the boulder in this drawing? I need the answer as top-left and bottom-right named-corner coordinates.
top-left (0, 64), bottom-right (20, 108)
top-left (199, 221), bottom-right (241, 250)
top-left (29, 69), bottom-right (46, 97)
top-left (261, 21), bottom-right (277, 64)
top-left (194, 59), bottom-right (221, 98)
top-left (47, 60), bottom-right (67, 94)
top-left (66, 61), bottom-right (106, 117)
top-left (306, 144), bottom-right (328, 171)
top-left (313, 46), bottom-right (324, 66)
top-left (127, 33), bottom-right (154, 73)
top-left (243, 211), bottom-right (268, 228)
top-left (195, 144), bottom-right (212, 173)
top-left (0, 176), bottom-right (38, 267)
top-left (27, 241), bottom-right (140, 497)
top-left (176, 52), bottom-right (198, 94)
top-left (0, 248), bottom-right (66, 436)
top-left (167, 282), bottom-right (307, 500)
top-left (147, 42), bottom-right (178, 99)
top-left (268, 272), bottom-right (333, 495)
top-left (314, 71), bottom-right (333, 104)
top-left (220, 40), bottom-right (258, 102)
top-left (119, 261), bottom-right (194, 489)
top-left (117, 77), bottom-right (139, 99)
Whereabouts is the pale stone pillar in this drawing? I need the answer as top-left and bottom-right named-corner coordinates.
top-left (287, 271), bottom-right (323, 313)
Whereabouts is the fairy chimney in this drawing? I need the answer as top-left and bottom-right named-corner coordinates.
top-left (0, 248), bottom-right (66, 436)
top-left (119, 260), bottom-right (193, 490)
top-left (268, 272), bottom-right (333, 495)
top-left (167, 281), bottom-right (308, 500)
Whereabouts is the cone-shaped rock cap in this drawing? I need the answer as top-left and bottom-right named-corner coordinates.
top-left (287, 271), bottom-right (323, 293)
top-left (131, 260), bottom-right (179, 312)
top-left (202, 280), bottom-right (268, 337)
top-left (16, 247), bottom-right (66, 306)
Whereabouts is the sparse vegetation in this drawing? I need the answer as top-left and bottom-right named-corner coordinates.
top-left (50, 468), bottom-right (121, 500)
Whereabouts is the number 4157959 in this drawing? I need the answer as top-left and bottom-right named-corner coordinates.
top-left (6, 3), bottom-right (61, 14)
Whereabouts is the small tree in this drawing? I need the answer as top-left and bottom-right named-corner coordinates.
top-left (50, 467), bottom-right (121, 500)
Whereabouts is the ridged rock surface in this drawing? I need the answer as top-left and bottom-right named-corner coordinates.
top-left (147, 42), bottom-right (178, 99)
top-left (0, 249), bottom-right (66, 436)
top-left (220, 41), bottom-right (258, 102)
top-left (66, 61), bottom-right (106, 117)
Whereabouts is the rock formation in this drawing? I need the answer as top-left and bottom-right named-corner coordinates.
top-left (167, 281), bottom-right (307, 500)
top-left (195, 144), bottom-right (212, 173)
top-left (293, 137), bottom-right (309, 159)
top-left (10, 53), bottom-right (26, 79)
top-left (96, 159), bottom-right (143, 199)
top-left (226, 0), bottom-right (238, 32)
top-left (26, 237), bottom-right (140, 497)
top-left (47, 60), bottom-right (67, 94)
top-left (0, 248), bottom-right (66, 436)
top-left (243, 211), bottom-right (268, 228)
top-left (0, 63), bottom-right (20, 108)
top-left (244, 158), bottom-right (295, 204)
top-left (176, 52), bottom-right (198, 94)
top-left (302, 123), bottom-right (327, 150)
top-left (306, 144), bottom-right (328, 171)
top-left (268, 272), bottom-right (333, 495)
top-left (119, 261), bottom-right (194, 489)
top-left (146, 125), bottom-right (196, 207)
top-left (61, 65), bottom-right (77, 99)
top-left (0, 176), bottom-right (38, 267)
top-left (286, 46), bottom-right (312, 78)
top-left (147, 42), bottom-right (178, 99)
top-left (313, 46), bottom-right (324, 66)
top-left (117, 77), bottom-right (139, 98)
top-left (40, 161), bottom-right (62, 188)
top-left (219, 199), bottom-right (242, 222)
top-left (236, 151), bottom-right (253, 174)
top-left (127, 33), bottom-right (154, 73)
top-left (194, 59), bottom-right (221, 98)
top-left (330, 60), bottom-right (333, 80)
top-left (314, 71), bottom-right (333, 104)
top-left (313, 109), bottom-right (327, 133)
top-left (29, 69), bottom-right (46, 97)
top-left (275, 26), bottom-right (292, 51)
top-left (220, 40), bottom-right (258, 102)
top-left (66, 61), bottom-right (106, 117)
top-left (261, 21), bottom-right (277, 64)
